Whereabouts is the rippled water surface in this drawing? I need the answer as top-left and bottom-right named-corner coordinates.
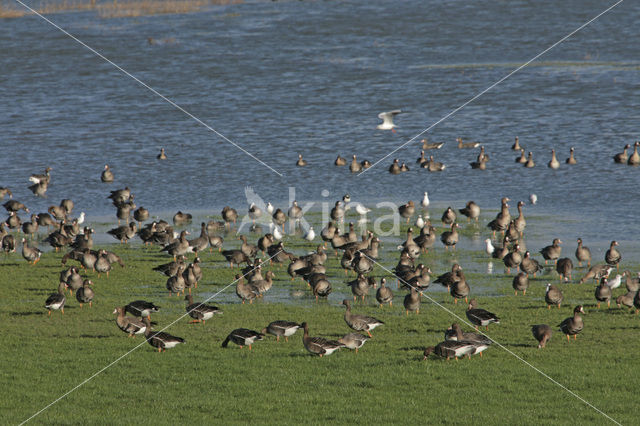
top-left (1, 0), bottom-right (639, 249)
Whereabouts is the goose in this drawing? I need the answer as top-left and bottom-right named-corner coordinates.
top-left (338, 332), bottom-right (369, 353)
top-left (66, 267), bottom-right (84, 296)
top-left (613, 144), bottom-right (630, 163)
top-left (346, 274), bottom-right (375, 302)
top-left (440, 223), bottom-right (459, 250)
top-left (575, 238), bottom-right (591, 267)
top-left (548, 149), bottom-right (560, 169)
top-left (301, 322), bottom-right (344, 356)
top-left (558, 305), bottom-right (585, 342)
top-left (296, 154), bottom-right (308, 166)
top-left (187, 223), bottom-right (209, 254)
top-left (251, 271), bottom-right (276, 296)
top-left (388, 159), bottom-right (401, 174)
top-left (235, 274), bottom-right (258, 304)
top-left (423, 155), bottom-right (446, 171)
top-left (352, 250), bottom-right (374, 275)
top-left (398, 200), bottom-right (415, 224)
top-left (101, 164), bottom-right (114, 182)
top-left (529, 194), bottom-right (537, 205)
top-left (605, 240), bottom-right (621, 269)
top-left (360, 159), bottom-right (372, 168)
top-left (459, 201), bottom-right (480, 223)
top-left (221, 328), bottom-right (263, 350)
top-left (21, 238), bottom-right (41, 264)
top-left (0, 187), bottom-right (12, 200)
top-left (628, 141), bottom-right (640, 165)
top-left (261, 321), bottom-right (300, 342)
top-left (423, 341), bottom-right (475, 361)
top-left (343, 299), bottom-right (384, 337)
top-left (288, 200), bottom-right (303, 225)
top-left (556, 258), bottom-right (573, 282)
top-left (466, 299), bottom-right (499, 330)
top-left (487, 197), bottom-right (510, 237)
top-left (512, 201), bottom-right (526, 237)
top-left (349, 154), bottom-right (362, 173)
top-left (524, 151), bottom-right (535, 168)
top-left (540, 238), bottom-right (562, 265)
top-left (166, 265), bottom-right (186, 296)
top-left (511, 136), bottom-right (521, 150)
top-left (334, 155), bottom-right (347, 166)
top-left (144, 318), bottom-right (185, 352)
top-left (113, 307), bottom-right (147, 337)
top-left (330, 201), bottom-right (345, 223)
top-left (272, 208), bottom-right (287, 232)
top-left (416, 150), bottom-right (427, 165)
top-left (520, 251), bottom-right (543, 277)
top-left (565, 147), bottom-right (577, 164)
top-left (503, 244), bottom-right (522, 274)
top-left (545, 283), bottom-right (564, 309)
top-left (172, 211), bottom-right (192, 226)
top-left (469, 158), bottom-right (487, 170)
top-left (377, 110), bottom-right (401, 131)
top-left (421, 192), bottom-right (430, 209)
top-left (2, 234), bottom-right (16, 253)
top-left (594, 277), bottom-right (612, 308)
top-left (400, 162), bottom-right (410, 172)
top-left (238, 235), bottom-right (258, 259)
top-left (157, 148), bottom-right (167, 160)
top-left (456, 137), bottom-right (480, 149)
top-left (185, 295), bottom-right (221, 324)
top-left (36, 213), bottom-right (56, 229)
top-left (616, 290), bottom-right (637, 309)
top-left (375, 278), bottom-right (393, 307)
top-left (257, 233), bottom-right (274, 255)
top-left (95, 250), bottom-right (112, 278)
top-left (161, 230), bottom-right (190, 260)
top-left (403, 264), bottom-right (432, 290)
top-left (401, 227), bottom-right (421, 259)
top-left (605, 272), bottom-right (624, 290)
top-left (515, 148), bottom-right (527, 163)
top-left (183, 258), bottom-right (203, 291)
top-left (421, 139), bottom-right (444, 150)
top-left (153, 256), bottom-right (186, 277)
top-left (108, 186), bottom-right (131, 205)
top-left (4, 200), bottom-right (29, 213)
top-left (444, 323), bottom-right (492, 348)
top-left (414, 224), bottom-right (436, 253)
top-left (75, 280), bottom-right (94, 308)
top-left (45, 282), bottom-right (67, 315)
top-left (531, 324), bottom-right (552, 348)
top-left (125, 301), bottom-right (160, 319)
top-left (29, 167), bottom-right (52, 185)
top-left (635, 291), bottom-right (640, 314)
top-left (310, 274), bottom-right (332, 300)
top-left (221, 206), bottom-right (238, 228)
top-left (301, 245), bottom-right (328, 266)
top-left (450, 269), bottom-right (470, 304)
top-left (441, 207), bottom-right (457, 225)
top-left (434, 263), bottom-right (461, 290)
top-left (133, 207), bottom-right (149, 224)
top-left (107, 222), bottom-right (137, 243)
top-left (624, 271), bottom-right (640, 292)
top-left (579, 264), bottom-right (613, 284)
top-left (403, 287), bottom-right (421, 315)
top-left (267, 241), bottom-right (294, 265)
top-left (512, 272), bottom-right (529, 295)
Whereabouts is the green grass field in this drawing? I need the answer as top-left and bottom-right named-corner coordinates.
top-left (0, 211), bottom-right (636, 425)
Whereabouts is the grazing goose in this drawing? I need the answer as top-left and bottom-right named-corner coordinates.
top-left (559, 306), bottom-right (585, 342)
top-left (343, 299), bottom-right (384, 337)
top-left (222, 328), bottom-right (264, 350)
top-left (261, 321), bottom-right (300, 342)
top-left (45, 282), bottom-right (67, 316)
top-left (616, 291), bottom-right (637, 309)
top-left (503, 244), bottom-right (523, 274)
top-left (540, 238), bottom-right (562, 265)
top-left (440, 223), bottom-right (459, 250)
top-left (107, 222), bottom-right (137, 243)
top-left (75, 280), bottom-right (94, 308)
top-left (349, 154), bottom-right (362, 173)
top-left (157, 148), bottom-right (167, 160)
top-left (466, 299), bottom-right (499, 330)
top-left (338, 332), bottom-right (369, 353)
top-left (441, 207), bottom-right (457, 225)
top-left (144, 318), bottom-right (185, 352)
top-left (628, 141), bottom-right (640, 165)
top-left (398, 200), bottom-right (415, 224)
top-left (296, 154), bottom-right (308, 166)
top-left (113, 307), bottom-right (147, 337)
top-left (423, 155), bottom-right (446, 171)
top-left (444, 323), bottom-right (492, 347)
top-left (545, 283), bottom-right (564, 309)
top-left (403, 287), bottom-right (421, 315)
top-left (21, 238), bottom-right (42, 264)
top-left (613, 144), bottom-right (630, 164)
top-left (579, 264), bottom-right (613, 284)
top-left (459, 201), bottom-right (480, 223)
top-left (421, 139), bottom-right (444, 150)
top-left (548, 149), bottom-right (560, 169)
top-left (512, 272), bottom-right (529, 295)
top-left (450, 270), bottom-right (470, 304)
top-left (301, 322), bottom-right (344, 356)
top-left (423, 341), bottom-right (475, 361)
top-left (4, 200), bottom-right (29, 213)
top-left (605, 240), bottom-right (621, 269)
top-left (520, 251), bottom-right (543, 277)
top-left (575, 238), bottom-right (591, 267)
top-left (456, 137), bottom-right (480, 149)
top-left (565, 147), bottom-right (577, 164)
top-left (376, 278), bottom-right (393, 308)
top-left (334, 155), bottom-right (347, 166)
top-left (388, 159), bottom-right (401, 174)
top-left (487, 197), bottom-right (510, 237)
top-left (531, 324), bottom-right (552, 348)
top-left (511, 136), bottom-right (521, 150)
top-left (125, 300), bottom-right (160, 319)
top-left (101, 164), bottom-right (114, 182)
top-left (133, 207), bottom-right (149, 223)
top-left (524, 151), bottom-right (535, 168)
top-left (515, 148), bottom-right (527, 163)
top-left (377, 110), bottom-right (401, 130)
top-left (185, 295), bottom-right (221, 324)
top-left (594, 277), bottom-right (612, 308)
top-left (29, 167), bottom-right (52, 185)
top-left (556, 258), bottom-right (574, 282)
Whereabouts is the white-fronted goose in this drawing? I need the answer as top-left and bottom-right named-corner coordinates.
top-left (466, 299), bottom-right (499, 330)
top-left (330, 202), bottom-right (344, 224)
top-left (457, 137), bottom-right (480, 149)
top-left (172, 211), bottom-right (192, 226)
top-left (302, 322), bottom-right (344, 356)
top-left (531, 324), bottom-right (552, 348)
top-left (450, 269), bottom-right (470, 304)
top-left (114, 306), bottom-right (147, 337)
top-left (161, 230), bottom-right (190, 260)
top-left (21, 214), bottom-right (38, 238)
top-left (2, 234), bottom-right (16, 253)
top-left (166, 265), bottom-right (187, 296)
top-left (414, 224), bottom-right (436, 253)
top-left (335, 155), bottom-right (347, 166)
top-left (520, 251), bottom-right (543, 277)
top-left (45, 282), bottom-right (66, 315)
top-left (350, 154), bottom-right (362, 173)
top-left (296, 154), bottom-right (308, 166)
top-left (30, 167), bottom-right (51, 185)
top-left (144, 318), bottom-right (185, 352)
top-left (375, 278), bottom-right (393, 307)
top-left (0, 187), bottom-right (12, 200)
top-left (400, 162), bottom-right (410, 172)
top-left (185, 294), bottom-right (221, 324)
top-left (540, 238), bottom-right (562, 265)
top-left (338, 332), bottom-right (369, 353)
top-left (261, 321), bottom-right (300, 342)
top-left (434, 263), bottom-right (461, 290)
top-left (579, 264), bottom-right (613, 284)
top-left (556, 258), bottom-right (573, 282)
top-left (559, 305), bottom-right (585, 342)
top-left (616, 290), bottom-right (637, 309)
top-left (388, 159), bottom-right (401, 174)
top-left (101, 164), bottom-right (114, 182)
top-left (503, 244), bottom-right (522, 274)
top-left (235, 274), bottom-right (258, 304)
top-left (107, 222), bottom-right (137, 243)
top-left (251, 270), bottom-right (275, 296)
top-left (613, 144), bottom-right (630, 163)
top-left (511, 136), bottom-right (521, 150)
top-left (524, 151), bottom-right (535, 168)
top-left (423, 155), bottom-right (446, 171)
top-left (186, 223), bottom-right (209, 254)
top-left (21, 238), bottom-right (41, 264)
top-left (75, 280), bottom-right (94, 308)
top-left (343, 299), bottom-right (384, 337)
top-left (421, 138), bottom-right (444, 150)
top-left (513, 201), bottom-right (526, 236)
top-left (272, 208), bottom-right (287, 232)
top-left (624, 271), bottom-right (640, 292)
top-left (548, 149), bottom-right (560, 169)
top-left (565, 147), bottom-right (577, 164)
top-left (153, 256), bottom-right (186, 277)
top-left (575, 238), bottom-right (591, 267)
top-left (221, 206), bottom-right (238, 228)
top-left (157, 148), bottom-right (167, 160)
top-left (108, 186), bottom-right (131, 205)
top-left (512, 272), bottom-right (529, 295)
top-left (66, 267), bottom-right (83, 295)
top-left (222, 328), bottom-right (264, 350)
top-left (416, 150), bottom-right (427, 165)
top-left (4, 200), bottom-right (28, 213)
top-left (398, 200), bottom-right (415, 224)
top-left (545, 283), bottom-right (563, 309)
top-left (515, 148), bottom-right (526, 163)
top-left (95, 250), bottom-right (112, 278)
top-left (133, 207), bottom-right (149, 224)
top-left (288, 200), bottom-right (303, 224)
top-left (440, 223), bottom-right (459, 250)
top-left (487, 197), bottom-right (510, 237)
top-left (346, 273), bottom-right (374, 302)
top-left (458, 201), bottom-right (480, 223)
top-left (594, 277), bottom-right (612, 308)
top-left (441, 207), bottom-right (456, 225)
top-left (605, 240), bottom-right (621, 269)
top-left (445, 323), bottom-right (492, 348)
top-left (310, 274), bottom-right (332, 299)
top-left (628, 141), bottom-right (640, 165)
top-left (423, 341), bottom-right (475, 361)
top-left (125, 300), bottom-right (160, 319)
top-left (360, 159), bottom-right (372, 168)
top-left (257, 233), bottom-right (274, 256)
top-left (403, 287), bottom-right (420, 315)
top-left (469, 157), bottom-right (487, 170)
top-left (36, 212), bottom-right (55, 229)
top-left (634, 291), bottom-right (640, 314)
top-left (183, 258), bottom-right (203, 291)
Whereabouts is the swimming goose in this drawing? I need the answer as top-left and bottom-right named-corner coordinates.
top-left (348, 154), bottom-right (363, 173)
top-left (389, 159), bottom-right (401, 174)
top-left (511, 136), bottom-right (521, 150)
top-left (628, 141), bottom-right (640, 165)
top-left (531, 324), bottom-right (552, 348)
top-left (605, 240), bottom-right (621, 269)
top-left (487, 197), bottom-right (510, 237)
top-left (334, 155), bottom-right (347, 166)
top-left (29, 167), bottom-right (52, 185)
top-left (107, 222), bottom-right (137, 243)
top-left (548, 149), bottom-right (560, 169)
top-left (101, 164), bottom-right (114, 182)
top-left (594, 277), bottom-right (612, 308)
top-left (157, 148), bottom-right (167, 160)
top-left (556, 258), bottom-right (573, 282)
top-left (376, 278), bottom-right (393, 307)
top-left (144, 318), bottom-right (185, 352)
top-left (113, 307), bottom-right (147, 337)
top-left (512, 272), bottom-right (529, 295)
top-left (450, 269), bottom-right (470, 304)
top-left (423, 341), bottom-right (475, 361)
top-left (466, 299), bottom-right (499, 330)
top-left (21, 238), bottom-right (42, 264)
top-left (459, 201), bottom-right (480, 223)
top-left (125, 300), bottom-right (160, 319)
top-left (0, 187), bottom-right (12, 200)
top-left (338, 333), bottom-right (369, 353)
top-left (520, 251), bottom-right (543, 277)
top-left (457, 137), bottom-right (480, 149)
top-left (423, 155), bottom-right (446, 171)
top-left (45, 282), bottom-right (67, 316)
top-left (565, 147), bottom-right (577, 164)
top-left (75, 280), bottom-right (94, 308)
top-left (575, 238), bottom-right (591, 267)
top-left (469, 157), bottom-right (487, 170)
top-left (421, 139), bottom-right (444, 150)
top-left (343, 299), bottom-right (384, 337)
top-left (540, 238), bottom-right (562, 265)
top-left (377, 110), bottom-right (401, 130)
top-left (296, 154), bottom-right (308, 166)
top-left (515, 148), bottom-right (527, 163)
top-left (403, 287), bottom-right (421, 315)
top-left (222, 328), bottom-right (263, 350)
top-left (559, 305), bottom-right (585, 342)
top-left (301, 322), bottom-right (344, 356)
top-left (185, 294), bottom-right (221, 324)
top-left (440, 223), bottom-right (460, 250)
top-left (441, 207), bottom-right (457, 225)
top-left (524, 151), bottom-right (535, 168)
top-left (545, 283), bottom-right (564, 309)
top-left (3, 200), bottom-right (28, 213)
top-left (416, 150), bottom-right (427, 165)
top-left (360, 159), bottom-right (372, 168)
top-left (398, 200), bottom-right (415, 224)
top-left (261, 321), bottom-right (300, 342)
top-left (27, 180), bottom-right (44, 197)
top-left (613, 144), bottom-right (630, 163)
